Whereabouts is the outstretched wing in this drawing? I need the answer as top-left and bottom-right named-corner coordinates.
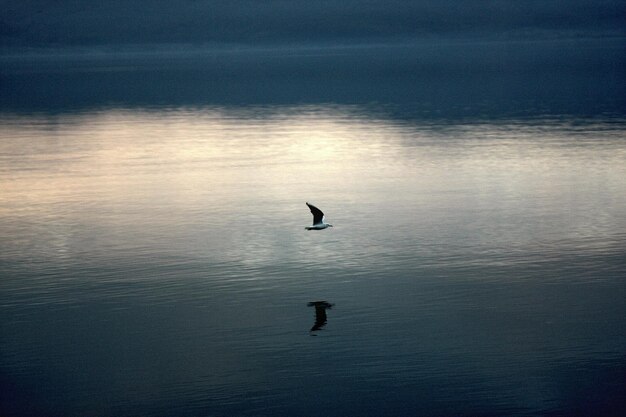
top-left (306, 202), bottom-right (324, 225)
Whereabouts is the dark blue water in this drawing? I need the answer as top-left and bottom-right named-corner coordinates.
top-left (1, 39), bottom-right (625, 416)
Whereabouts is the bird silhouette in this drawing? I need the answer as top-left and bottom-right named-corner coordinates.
top-left (305, 202), bottom-right (333, 230)
top-left (307, 301), bottom-right (334, 332)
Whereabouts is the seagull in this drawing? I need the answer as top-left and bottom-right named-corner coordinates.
top-left (305, 202), bottom-right (333, 230)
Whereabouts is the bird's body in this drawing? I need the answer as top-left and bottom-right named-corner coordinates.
top-left (305, 202), bottom-right (333, 230)
top-left (305, 223), bottom-right (331, 230)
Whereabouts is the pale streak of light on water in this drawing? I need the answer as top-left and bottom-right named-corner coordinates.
top-left (1, 106), bottom-right (625, 416)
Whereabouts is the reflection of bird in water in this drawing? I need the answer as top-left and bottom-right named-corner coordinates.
top-left (308, 301), bottom-right (334, 333)
top-left (305, 202), bottom-right (333, 230)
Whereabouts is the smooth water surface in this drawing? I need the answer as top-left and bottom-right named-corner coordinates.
top-left (1, 44), bottom-right (625, 416)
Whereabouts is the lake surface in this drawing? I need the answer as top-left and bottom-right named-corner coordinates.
top-left (1, 41), bottom-right (625, 416)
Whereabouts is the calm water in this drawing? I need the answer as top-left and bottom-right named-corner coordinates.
top-left (1, 43), bottom-right (625, 416)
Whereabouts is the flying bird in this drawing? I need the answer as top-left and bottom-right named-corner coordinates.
top-left (305, 202), bottom-right (333, 230)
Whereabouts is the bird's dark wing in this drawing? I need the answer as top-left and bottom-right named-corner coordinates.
top-left (306, 202), bottom-right (324, 225)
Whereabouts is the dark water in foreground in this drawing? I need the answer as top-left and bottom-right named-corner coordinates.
top-left (1, 41), bottom-right (625, 416)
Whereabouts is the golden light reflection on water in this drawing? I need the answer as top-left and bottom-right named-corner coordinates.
top-left (1, 107), bottom-right (402, 207)
top-left (1, 106), bottom-right (625, 267)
